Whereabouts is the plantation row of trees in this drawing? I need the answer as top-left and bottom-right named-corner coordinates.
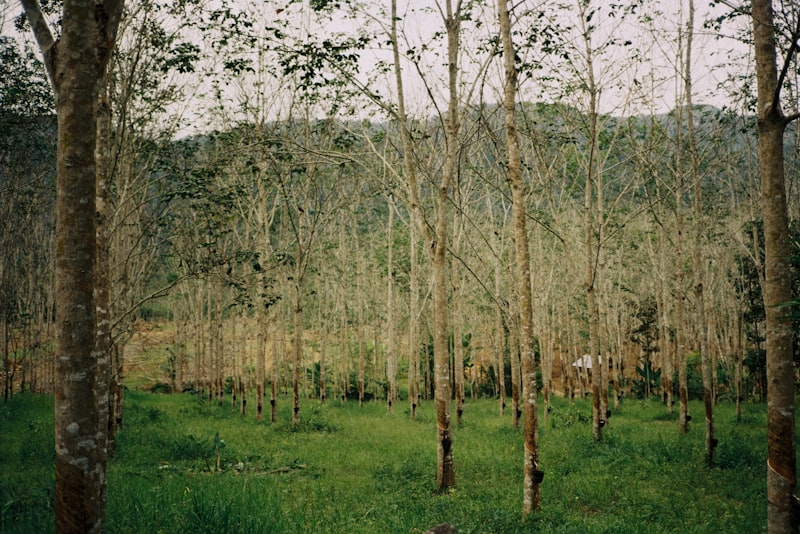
top-left (1, 0), bottom-right (799, 531)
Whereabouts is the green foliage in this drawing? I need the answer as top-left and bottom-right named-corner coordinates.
top-left (1, 392), bottom-right (773, 533)
top-left (632, 359), bottom-right (661, 399)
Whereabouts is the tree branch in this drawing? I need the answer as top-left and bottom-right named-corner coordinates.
top-left (18, 0), bottom-right (56, 87)
top-left (786, 111), bottom-right (800, 123)
top-left (774, 12), bottom-right (800, 117)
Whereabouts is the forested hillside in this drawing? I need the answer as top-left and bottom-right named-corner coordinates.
top-left (1, 0), bottom-right (799, 530)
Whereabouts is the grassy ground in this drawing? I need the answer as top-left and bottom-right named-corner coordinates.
top-left (1, 392), bottom-right (770, 533)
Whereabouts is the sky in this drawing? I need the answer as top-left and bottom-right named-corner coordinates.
top-left (1, 0), bottom-right (756, 132)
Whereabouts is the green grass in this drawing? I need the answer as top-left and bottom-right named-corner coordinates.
top-left (0, 392), bottom-right (775, 533)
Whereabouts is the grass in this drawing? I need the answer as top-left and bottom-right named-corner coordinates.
top-left (0, 392), bottom-right (774, 533)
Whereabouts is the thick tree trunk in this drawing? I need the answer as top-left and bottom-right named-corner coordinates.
top-left (20, 1), bottom-right (122, 531)
top-left (751, 1), bottom-right (798, 531)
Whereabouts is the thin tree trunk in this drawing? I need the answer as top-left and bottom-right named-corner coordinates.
top-left (319, 304), bottom-right (327, 403)
top-left (735, 312), bottom-right (742, 423)
top-left (507, 262), bottom-right (521, 428)
top-left (433, 0), bottom-right (460, 492)
top-left (256, 306), bottom-right (265, 421)
top-left (239, 312), bottom-right (247, 415)
top-left (580, 16), bottom-right (603, 440)
top-left (270, 319), bottom-right (281, 423)
top-left (451, 221), bottom-right (465, 425)
top-left (498, 0), bottom-right (541, 513)
top-left (386, 201), bottom-right (396, 413)
top-left (685, 0), bottom-right (715, 466)
top-left (232, 303), bottom-right (239, 409)
top-left (493, 236), bottom-right (507, 415)
top-left (390, 0), bottom-right (422, 421)
top-left (408, 216), bottom-right (419, 418)
top-left (292, 275), bottom-right (302, 424)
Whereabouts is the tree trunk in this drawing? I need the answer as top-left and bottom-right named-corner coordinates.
top-left (95, 83), bottom-right (114, 464)
top-left (498, 0), bottom-right (541, 514)
top-left (432, 0), bottom-right (460, 492)
top-left (20, 1), bottom-right (123, 531)
top-left (685, 0), bottom-right (715, 466)
top-left (256, 307), bottom-right (266, 420)
top-left (580, 16), bottom-right (603, 440)
top-left (451, 223), bottom-right (465, 425)
top-left (507, 263), bottom-right (521, 428)
top-left (239, 313), bottom-right (247, 415)
top-left (292, 278), bottom-right (302, 424)
top-left (751, 1), bottom-right (798, 530)
top-left (386, 201), bottom-right (396, 413)
top-left (319, 305), bottom-right (328, 404)
top-left (493, 248), bottom-right (507, 415)
top-left (270, 319), bottom-right (281, 423)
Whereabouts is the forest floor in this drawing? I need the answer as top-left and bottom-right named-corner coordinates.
top-left (1, 386), bottom-right (772, 533)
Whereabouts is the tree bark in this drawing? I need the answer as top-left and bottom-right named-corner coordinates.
top-left (507, 262), bottom-right (521, 428)
top-left (497, 0), bottom-right (541, 514)
top-left (751, 1), bottom-right (798, 531)
top-left (390, 0), bottom-right (422, 421)
top-left (433, 0), bottom-right (460, 492)
top-left (386, 201), bottom-right (396, 413)
top-left (685, 0), bottom-right (715, 467)
top-left (95, 84), bottom-right (112, 461)
top-left (20, 0), bottom-right (123, 531)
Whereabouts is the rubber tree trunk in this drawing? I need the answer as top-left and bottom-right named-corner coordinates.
top-left (685, 0), bottom-right (715, 466)
top-left (751, 1), bottom-right (798, 530)
top-left (497, 0), bottom-right (541, 514)
top-left (20, 1), bottom-right (123, 531)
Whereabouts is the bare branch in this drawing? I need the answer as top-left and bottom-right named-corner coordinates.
top-left (18, 0), bottom-right (55, 86)
top-left (774, 12), bottom-right (800, 117)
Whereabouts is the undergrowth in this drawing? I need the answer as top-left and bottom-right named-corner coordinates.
top-left (0, 391), bottom-right (778, 533)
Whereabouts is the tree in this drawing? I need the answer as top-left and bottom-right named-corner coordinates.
top-left (19, 0), bottom-right (123, 532)
top-left (750, 0), bottom-right (799, 531)
top-left (497, 0), bottom-right (541, 514)
top-left (684, 0), bottom-right (716, 467)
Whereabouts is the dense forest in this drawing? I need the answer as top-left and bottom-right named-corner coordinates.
top-left (1, 0), bottom-right (799, 531)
